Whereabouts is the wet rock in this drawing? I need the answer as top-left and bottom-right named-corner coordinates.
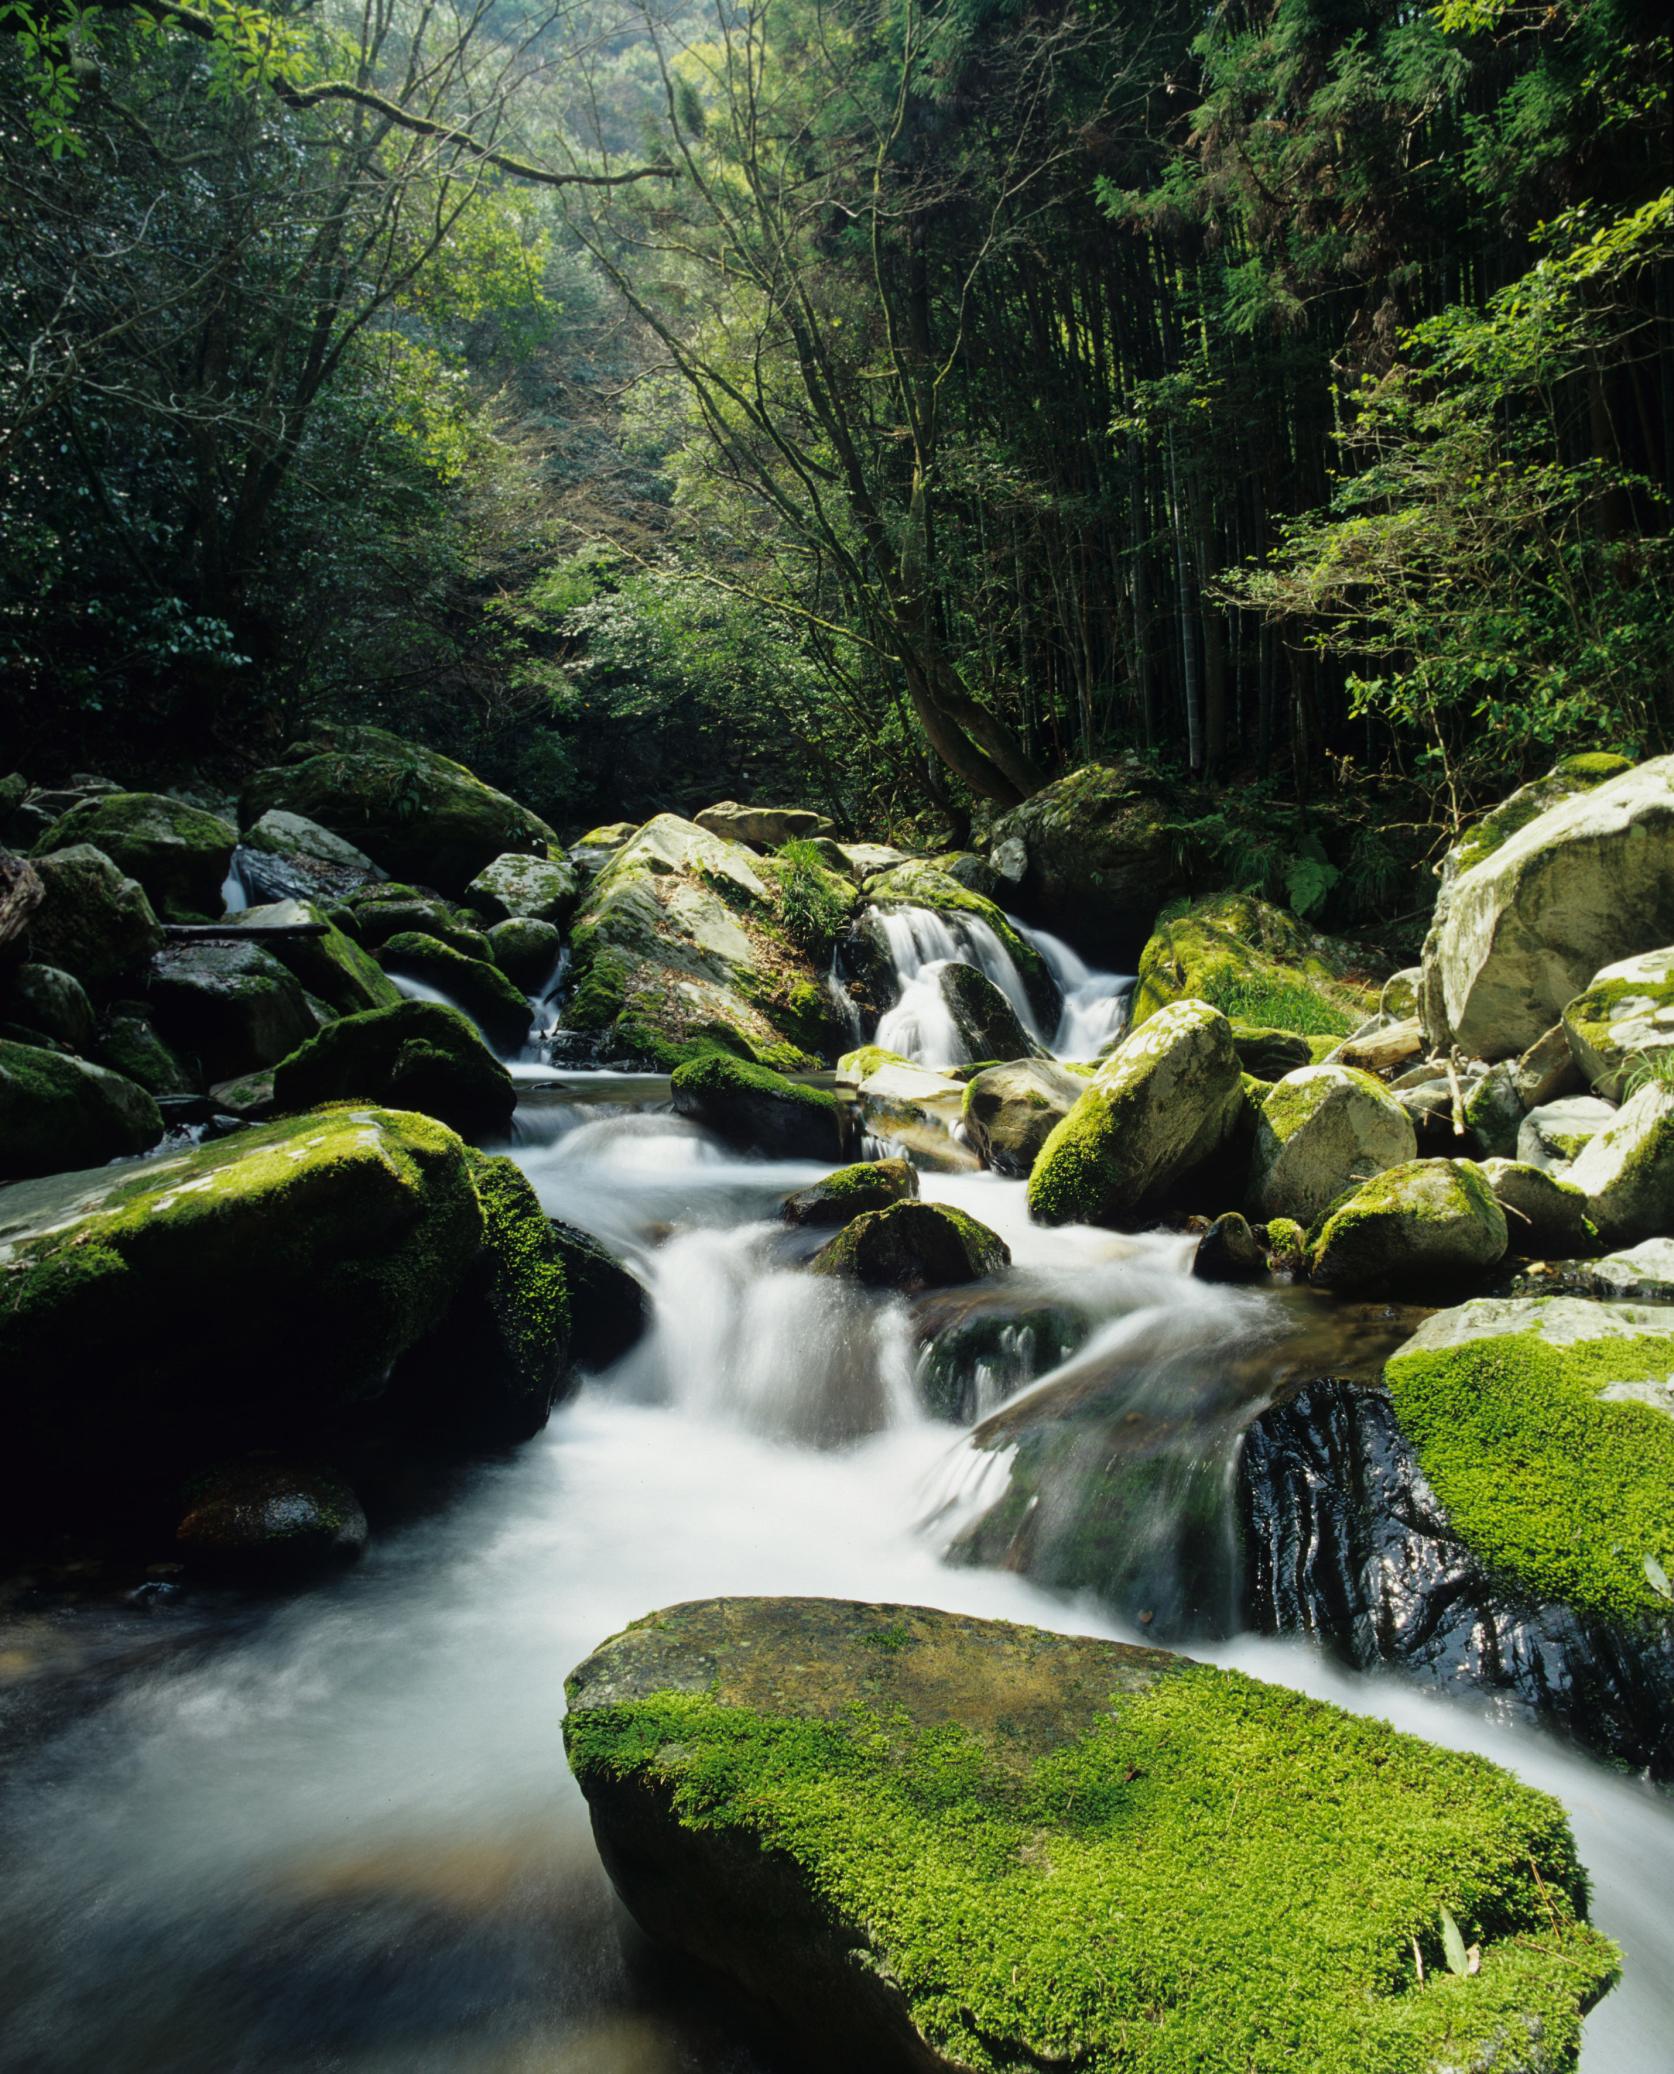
top-left (7, 962), bottom-right (94, 1052)
top-left (934, 961), bottom-right (1033, 1064)
top-left (240, 725), bottom-right (557, 894)
top-left (548, 1218), bottom-right (649, 1369)
top-left (835, 1042), bottom-right (909, 1081)
top-left (812, 1199), bottom-right (1008, 1292)
top-left (236, 898), bottom-right (402, 1017)
top-left (0, 1037), bottom-right (163, 1179)
top-left (1581, 1236), bottom-right (1674, 1302)
top-left (1308, 1158), bottom-right (1507, 1296)
top-left (1193, 1211), bottom-right (1265, 1283)
top-left (854, 1061), bottom-right (976, 1171)
top-left (464, 851), bottom-right (579, 925)
top-left (176, 1458), bottom-right (368, 1579)
top-left (1517, 1092), bottom-right (1615, 1173)
top-left (34, 791), bottom-right (235, 921)
top-left (1566, 1080), bottom-right (1674, 1245)
top-left (959, 1059), bottom-right (1083, 1177)
top-left (148, 937), bottom-right (318, 1083)
top-left (565, 1595), bottom-right (1613, 2073)
top-left (1248, 1064), bottom-right (1416, 1226)
top-left (27, 843), bottom-right (163, 995)
top-left (1027, 1000), bottom-right (1247, 1228)
top-left (1562, 945), bottom-right (1674, 1099)
top-left (374, 931), bottom-right (533, 1053)
top-left (1476, 1158), bottom-right (1597, 1257)
top-left (694, 801), bottom-right (836, 847)
top-left (271, 999), bottom-right (515, 1143)
top-left (236, 809), bottom-right (385, 906)
top-left (1420, 751), bottom-right (1674, 1058)
top-left (862, 860), bottom-right (1057, 1028)
top-left (1130, 893), bottom-right (1375, 1039)
top-left (781, 1156), bottom-right (918, 1229)
top-left (670, 1053), bottom-right (849, 1161)
top-left (486, 916), bottom-right (561, 992)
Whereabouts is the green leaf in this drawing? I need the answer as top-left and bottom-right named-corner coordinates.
top-left (1644, 1552), bottom-right (1673, 1601)
top-left (1439, 1905), bottom-right (1470, 1977)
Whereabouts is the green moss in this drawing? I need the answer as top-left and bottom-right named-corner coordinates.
top-left (464, 1150), bottom-right (569, 1395)
top-left (670, 1051), bottom-right (839, 1113)
top-left (1451, 755), bottom-right (1633, 877)
top-left (1132, 894), bottom-right (1373, 1037)
top-left (0, 1036), bottom-right (163, 1177)
top-left (567, 1667), bottom-right (1615, 2074)
top-left (271, 998), bottom-right (513, 1141)
top-left (838, 1044), bottom-right (909, 1081)
top-left (1387, 1325), bottom-right (1674, 1622)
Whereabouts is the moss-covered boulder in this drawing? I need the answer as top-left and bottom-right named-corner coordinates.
top-left (1027, 1000), bottom-right (1246, 1228)
top-left (27, 843), bottom-right (162, 994)
top-left (148, 937), bottom-right (319, 1082)
top-left (374, 931), bottom-right (533, 1053)
top-left (347, 885), bottom-right (491, 958)
top-left (812, 1200), bottom-right (1008, 1292)
top-left (1421, 753), bottom-right (1674, 1059)
top-left (1561, 945), bottom-right (1674, 1100)
top-left (237, 898), bottom-right (401, 1016)
top-left (836, 1043), bottom-right (909, 1081)
top-left (694, 801), bottom-right (835, 847)
top-left (1249, 1064), bottom-right (1417, 1226)
top-left (930, 961), bottom-right (1033, 1065)
top-left (95, 999), bottom-right (197, 1096)
top-left (35, 791), bottom-right (235, 921)
top-left (0, 1107), bottom-right (486, 1521)
top-left (782, 1156), bottom-right (918, 1229)
top-left (565, 815), bottom-right (840, 1069)
top-left (565, 1596), bottom-right (1615, 2074)
top-left (548, 1218), bottom-right (649, 1370)
top-left (1566, 1080), bottom-right (1674, 1246)
top-left (1309, 1158), bottom-right (1508, 1296)
top-left (236, 809), bottom-right (385, 906)
top-left (1131, 894), bottom-right (1376, 1038)
top-left (6, 961), bottom-right (94, 1052)
top-left (0, 1037), bottom-right (162, 1178)
top-left (960, 1059), bottom-right (1084, 1177)
top-left (464, 851), bottom-right (578, 925)
top-left (986, 759), bottom-right (1186, 961)
top-left (1229, 1023), bottom-right (1313, 1080)
top-left (240, 725), bottom-right (557, 894)
top-left (1476, 1158), bottom-right (1597, 1257)
top-left (1387, 1297), bottom-right (1674, 1634)
top-left (861, 860), bottom-right (1056, 1029)
top-left (487, 915), bottom-right (560, 991)
top-left (271, 999), bottom-right (514, 1142)
top-left (670, 1053), bottom-right (848, 1161)
top-left (175, 1457), bottom-right (368, 1579)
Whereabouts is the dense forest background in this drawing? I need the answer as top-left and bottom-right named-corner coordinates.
top-left (2, 0), bottom-right (1670, 901)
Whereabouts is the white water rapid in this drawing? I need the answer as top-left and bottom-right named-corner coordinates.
top-left (0, 1079), bottom-right (1667, 2073)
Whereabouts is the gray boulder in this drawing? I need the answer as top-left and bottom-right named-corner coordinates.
top-left (148, 938), bottom-right (318, 1082)
top-left (1562, 945), bottom-right (1674, 1100)
top-left (961, 1059), bottom-right (1084, 1177)
top-left (236, 809), bottom-right (385, 906)
top-left (1248, 1064), bottom-right (1416, 1226)
top-left (694, 801), bottom-right (835, 847)
top-left (1477, 1158), bottom-right (1597, 1257)
top-left (1518, 1093), bottom-right (1618, 1173)
top-left (465, 851), bottom-right (579, 925)
top-left (1567, 1082), bottom-right (1674, 1246)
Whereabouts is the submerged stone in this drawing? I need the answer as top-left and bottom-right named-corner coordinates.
top-left (565, 1595), bottom-right (1615, 2074)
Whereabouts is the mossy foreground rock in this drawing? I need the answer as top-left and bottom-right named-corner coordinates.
top-left (1387, 1298), bottom-right (1674, 1630)
top-left (1132, 893), bottom-right (1375, 1037)
top-left (1310, 1158), bottom-right (1507, 1296)
top-left (240, 724), bottom-right (557, 894)
top-left (671, 1052), bottom-right (848, 1160)
top-left (0, 1107), bottom-right (484, 1520)
top-left (812, 1199), bottom-right (1007, 1291)
top-left (35, 791), bottom-right (235, 921)
top-left (273, 999), bottom-right (514, 1142)
top-left (1027, 1000), bottom-right (1246, 1227)
top-left (564, 1596), bottom-right (1615, 2074)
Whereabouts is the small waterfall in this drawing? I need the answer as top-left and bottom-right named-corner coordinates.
top-left (1026, 924), bottom-right (1134, 1060)
top-left (871, 906), bottom-right (1044, 1064)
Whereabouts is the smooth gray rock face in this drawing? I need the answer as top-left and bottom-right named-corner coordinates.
top-left (1421, 754), bottom-right (1674, 1059)
top-left (238, 809), bottom-right (385, 905)
top-left (961, 1058), bottom-right (1083, 1176)
top-left (1517, 1094), bottom-right (1617, 1173)
top-left (1562, 945), bottom-right (1674, 1100)
top-left (1248, 1064), bottom-right (1416, 1226)
top-left (1567, 1081), bottom-right (1674, 1246)
top-left (694, 800), bottom-right (835, 847)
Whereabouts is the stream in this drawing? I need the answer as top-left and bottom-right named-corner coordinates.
top-left (1, 914), bottom-right (1670, 2072)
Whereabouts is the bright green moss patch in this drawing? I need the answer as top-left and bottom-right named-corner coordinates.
top-left (1132, 893), bottom-right (1374, 1037)
top-left (671, 1051), bottom-right (838, 1113)
top-left (464, 1149), bottom-right (570, 1395)
top-left (567, 1660), bottom-right (1615, 2073)
top-left (1387, 1316), bottom-right (1674, 1622)
top-left (837, 1043), bottom-right (909, 1081)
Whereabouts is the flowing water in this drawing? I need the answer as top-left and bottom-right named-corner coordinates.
top-left (2, 929), bottom-right (1669, 2072)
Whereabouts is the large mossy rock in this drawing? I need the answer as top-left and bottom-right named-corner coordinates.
top-left (240, 725), bottom-right (557, 895)
top-left (1386, 1298), bottom-right (1674, 1636)
top-left (236, 809), bottom-right (385, 906)
top-left (271, 999), bottom-right (514, 1142)
top-left (1027, 1000), bottom-right (1246, 1228)
top-left (464, 851), bottom-right (579, 925)
top-left (861, 860), bottom-right (1056, 1028)
top-left (986, 760), bottom-right (1185, 961)
top-left (27, 843), bottom-right (162, 995)
top-left (0, 1107), bottom-right (487, 1521)
top-left (934, 960), bottom-right (1034, 1063)
top-left (487, 915), bottom-right (560, 990)
top-left (1131, 893), bottom-right (1375, 1038)
top-left (1566, 1081), bottom-right (1674, 1246)
top-left (374, 930), bottom-right (533, 1052)
top-left (565, 1596), bottom-right (1614, 2074)
top-left (695, 800), bottom-right (835, 847)
top-left (811, 1199), bottom-right (1008, 1291)
top-left (566, 815), bottom-right (846, 1069)
top-left (1249, 1064), bottom-right (1417, 1226)
top-left (782, 1156), bottom-right (918, 1229)
top-left (237, 898), bottom-right (402, 1016)
top-left (670, 1052), bottom-right (848, 1161)
top-left (1420, 752), bottom-right (1674, 1059)
top-left (147, 937), bottom-right (319, 1083)
top-left (35, 791), bottom-right (235, 921)
top-left (0, 1037), bottom-right (162, 1178)
top-left (1561, 945), bottom-right (1674, 1099)
top-left (1309, 1158), bottom-right (1507, 1296)
top-left (346, 885), bottom-right (491, 958)
top-left (961, 1058), bottom-right (1084, 1177)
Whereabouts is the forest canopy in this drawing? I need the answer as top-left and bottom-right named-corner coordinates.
top-left (2, 0), bottom-right (1669, 860)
